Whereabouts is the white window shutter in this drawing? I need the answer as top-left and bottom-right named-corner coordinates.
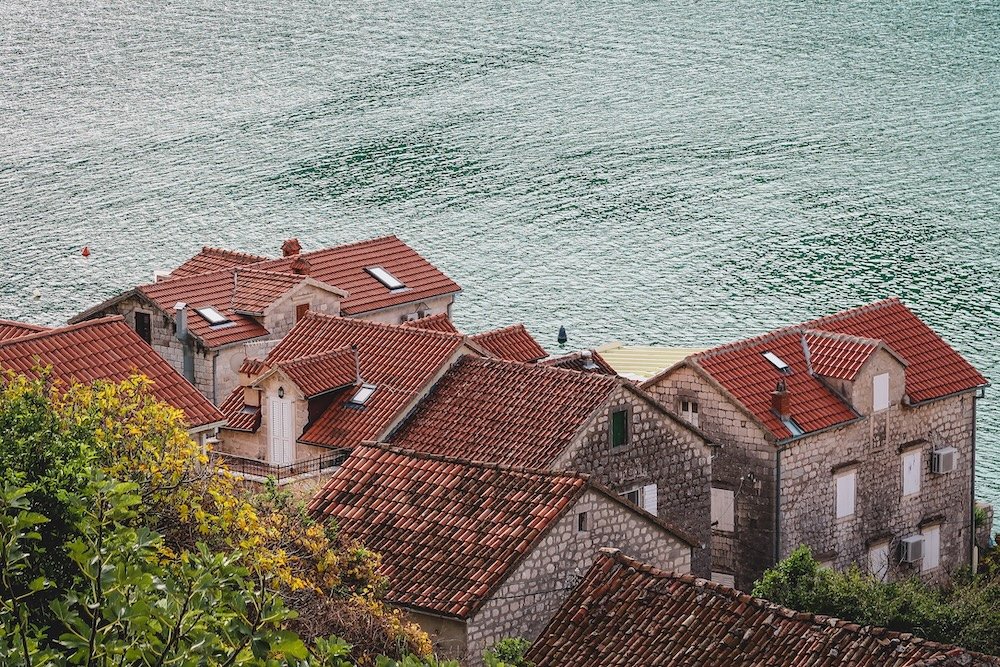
top-left (835, 471), bottom-right (856, 519)
top-left (711, 488), bottom-right (735, 532)
top-left (902, 451), bottom-right (921, 496)
top-left (869, 542), bottom-right (890, 582)
top-left (642, 484), bottom-right (658, 516)
top-left (873, 373), bottom-right (890, 411)
top-left (922, 525), bottom-right (940, 571)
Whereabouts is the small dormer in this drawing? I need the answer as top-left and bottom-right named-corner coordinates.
top-left (804, 330), bottom-right (907, 415)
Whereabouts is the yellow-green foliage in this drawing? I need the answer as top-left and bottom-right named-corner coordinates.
top-left (0, 371), bottom-right (431, 661)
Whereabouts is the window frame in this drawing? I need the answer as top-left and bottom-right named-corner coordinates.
top-left (680, 398), bottom-right (700, 427)
top-left (134, 310), bottom-right (152, 344)
top-left (711, 487), bottom-right (735, 532)
top-left (873, 373), bottom-right (890, 411)
top-left (901, 449), bottom-right (922, 497)
top-left (610, 407), bottom-right (630, 449)
top-left (834, 468), bottom-right (857, 520)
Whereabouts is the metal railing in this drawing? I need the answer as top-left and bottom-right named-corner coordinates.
top-left (211, 450), bottom-right (348, 486)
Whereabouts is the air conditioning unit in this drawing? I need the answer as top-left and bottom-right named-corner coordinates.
top-left (899, 535), bottom-right (924, 563)
top-left (932, 447), bottom-right (958, 474)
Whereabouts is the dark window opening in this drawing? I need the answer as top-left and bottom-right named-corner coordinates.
top-left (577, 512), bottom-right (589, 532)
top-left (611, 409), bottom-right (629, 448)
top-left (296, 303), bottom-right (310, 322)
top-left (135, 312), bottom-right (152, 344)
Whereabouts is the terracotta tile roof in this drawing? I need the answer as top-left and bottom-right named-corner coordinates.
top-left (389, 356), bottom-right (619, 468)
top-left (658, 299), bottom-right (987, 441)
top-left (400, 312), bottom-right (461, 334)
top-left (258, 314), bottom-right (466, 448)
top-left (238, 357), bottom-right (268, 376)
top-left (541, 350), bottom-right (618, 376)
top-left (168, 247), bottom-right (269, 279)
top-left (527, 549), bottom-right (1000, 667)
top-left (807, 298), bottom-right (987, 404)
top-left (272, 346), bottom-right (357, 399)
top-left (230, 269), bottom-right (307, 315)
top-left (251, 235), bottom-right (461, 316)
top-left (470, 323), bottom-right (548, 362)
top-left (0, 317), bottom-right (223, 428)
top-left (219, 388), bottom-right (260, 432)
top-left (0, 319), bottom-right (49, 342)
top-left (307, 444), bottom-right (591, 618)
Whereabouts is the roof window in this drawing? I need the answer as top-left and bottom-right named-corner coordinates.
top-left (366, 267), bottom-right (405, 291)
top-left (347, 383), bottom-right (377, 406)
top-left (781, 416), bottom-right (805, 437)
top-left (195, 307), bottom-right (231, 326)
top-left (762, 351), bottom-right (791, 374)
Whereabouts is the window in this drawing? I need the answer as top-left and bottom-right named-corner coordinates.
top-left (577, 511), bottom-right (589, 532)
top-left (295, 303), bottom-right (310, 322)
top-left (135, 311), bottom-right (152, 344)
top-left (868, 541), bottom-right (890, 582)
top-left (619, 485), bottom-right (657, 516)
top-left (921, 525), bottom-right (940, 572)
top-left (610, 409), bottom-right (629, 448)
top-left (347, 383), bottom-right (377, 406)
top-left (195, 306), bottom-right (230, 326)
top-left (835, 470), bottom-right (856, 519)
top-left (873, 373), bottom-right (890, 411)
top-left (902, 450), bottom-right (921, 497)
top-left (680, 399), bottom-right (700, 427)
top-left (762, 351), bottom-right (791, 374)
top-left (711, 487), bottom-right (735, 532)
top-left (366, 266), bottom-right (405, 290)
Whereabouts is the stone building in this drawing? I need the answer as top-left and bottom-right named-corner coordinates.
top-left (307, 444), bottom-right (696, 664)
top-left (0, 316), bottom-right (224, 441)
top-left (526, 549), bottom-right (1000, 666)
top-left (69, 236), bottom-right (462, 404)
top-left (387, 355), bottom-right (714, 575)
top-left (642, 298), bottom-right (989, 589)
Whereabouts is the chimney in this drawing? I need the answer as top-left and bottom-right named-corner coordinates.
top-left (771, 380), bottom-right (790, 418)
top-left (282, 238), bottom-right (302, 257)
top-left (174, 302), bottom-right (195, 384)
top-left (351, 344), bottom-right (362, 385)
top-left (290, 255), bottom-right (311, 275)
top-left (581, 350), bottom-right (598, 371)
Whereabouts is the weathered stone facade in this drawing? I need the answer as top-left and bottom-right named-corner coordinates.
top-left (553, 385), bottom-right (713, 576)
top-left (424, 487), bottom-right (691, 665)
top-left (647, 360), bottom-right (980, 590)
top-left (351, 295), bottom-right (454, 327)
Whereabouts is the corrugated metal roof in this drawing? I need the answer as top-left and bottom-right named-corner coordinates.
top-left (596, 343), bottom-right (706, 380)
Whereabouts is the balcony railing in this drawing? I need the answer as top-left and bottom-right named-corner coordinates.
top-left (210, 450), bottom-right (348, 486)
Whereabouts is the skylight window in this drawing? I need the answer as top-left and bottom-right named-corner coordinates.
top-left (366, 267), bottom-right (405, 291)
top-left (347, 383), bottom-right (377, 406)
top-left (195, 307), bottom-right (230, 326)
top-left (782, 417), bottom-right (805, 437)
top-left (762, 351), bottom-right (791, 374)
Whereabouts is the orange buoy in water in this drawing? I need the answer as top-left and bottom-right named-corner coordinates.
top-left (81, 246), bottom-right (90, 258)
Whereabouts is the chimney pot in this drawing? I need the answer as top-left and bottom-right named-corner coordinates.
top-left (771, 380), bottom-right (790, 418)
top-left (290, 256), bottom-right (311, 275)
top-left (282, 238), bottom-right (302, 257)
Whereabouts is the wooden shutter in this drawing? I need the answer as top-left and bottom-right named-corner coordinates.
top-left (642, 484), bottom-right (658, 516)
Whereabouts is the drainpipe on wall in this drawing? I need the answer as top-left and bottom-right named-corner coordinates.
top-left (971, 393), bottom-right (978, 570)
top-left (174, 302), bottom-right (195, 385)
top-left (774, 446), bottom-right (782, 566)
top-left (211, 351), bottom-right (219, 406)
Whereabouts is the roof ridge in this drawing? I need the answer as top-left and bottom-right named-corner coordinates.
top-left (598, 549), bottom-right (977, 655)
top-left (300, 311), bottom-right (464, 341)
top-left (805, 297), bottom-right (902, 329)
top-left (0, 318), bottom-right (48, 331)
top-left (199, 246), bottom-right (270, 262)
top-left (803, 328), bottom-right (883, 347)
top-left (471, 322), bottom-right (529, 338)
top-left (462, 352), bottom-right (619, 387)
top-left (359, 441), bottom-right (591, 483)
top-left (232, 266), bottom-right (303, 280)
top-left (691, 323), bottom-right (807, 361)
top-left (0, 315), bottom-right (125, 348)
top-left (286, 234), bottom-right (401, 262)
top-left (277, 344), bottom-right (355, 369)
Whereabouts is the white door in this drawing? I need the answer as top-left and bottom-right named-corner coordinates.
top-left (269, 397), bottom-right (294, 466)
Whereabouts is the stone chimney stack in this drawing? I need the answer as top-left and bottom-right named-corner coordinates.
top-left (771, 380), bottom-right (790, 418)
top-left (282, 238), bottom-right (302, 257)
top-left (174, 302), bottom-right (195, 384)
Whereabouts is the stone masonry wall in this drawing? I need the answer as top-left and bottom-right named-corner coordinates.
top-left (553, 385), bottom-right (713, 576)
top-left (352, 295), bottom-right (454, 326)
top-left (645, 365), bottom-right (776, 590)
top-left (462, 488), bottom-right (691, 665)
top-left (779, 391), bottom-right (975, 584)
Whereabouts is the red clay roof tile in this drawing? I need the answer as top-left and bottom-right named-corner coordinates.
top-left (273, 346), bottom-right (356, 399)
top-left (168, 247), bottom-right (269, 279)
top-left (218, 388), bottom-right (260, 432)
top-left (541, 350), bottom-right (618, 376)
top-left (0, 319), bottom-right (49, 342)
top-left (527, 549), bottom-right (1000, 666)
top-left (400, 312), bottom-right (461, 334)
top-left (307, 444), bottom-right (590, 618)
top-left (0, 317), bottom-right (223, 428)
top-left (470, 323), bottom-right (548, 362)
top-left (388, 356), bottom-right (619, 468)
top-left (667, 299), bottom-right (986, 440)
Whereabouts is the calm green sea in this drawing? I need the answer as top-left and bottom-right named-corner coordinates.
top-left (1, 1), bottom-right (997, 522)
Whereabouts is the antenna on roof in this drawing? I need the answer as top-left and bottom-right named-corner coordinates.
top-left (557, 325), bottom-right (568, 349)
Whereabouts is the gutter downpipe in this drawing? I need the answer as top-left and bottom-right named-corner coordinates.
top-left (971, 392), bottom-right (978, 570)
top-left (775, 444), bottom-right (782, 566)
top-left (212, 351), bottom-right (219, 406)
